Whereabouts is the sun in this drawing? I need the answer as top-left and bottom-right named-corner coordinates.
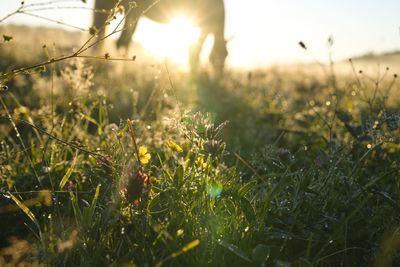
top-left (135, 16), bottom-right (201, 68)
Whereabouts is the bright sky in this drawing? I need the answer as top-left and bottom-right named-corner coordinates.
top-left (1, 0), bottom-right (400, 69)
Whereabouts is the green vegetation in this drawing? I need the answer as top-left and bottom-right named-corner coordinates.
top-left (1, 24), bottom-right (400, 267)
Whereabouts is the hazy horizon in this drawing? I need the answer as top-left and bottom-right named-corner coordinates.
top-left (1, 0), bottom-right (400, 68)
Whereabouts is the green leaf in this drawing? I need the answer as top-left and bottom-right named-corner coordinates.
top-left (223, 198), bottom-right (236, 214)
top-left (276, 260), bottom-right (291, 267)
top-left (252, 244), bottom-right (270, 263)
top-left (298, 258), bottom-right (313, 267)
top-left (91, 184), bottom-right (101, 208)
top-left (174, 164), bottom-right (184, 187)
top-left (179, 239), bottom-right (200, 254)
top-left (241, 197), bottom-right (256, 224)
top-left (148, 193), bottom-right (160, 211)
top-left (196, 123), bottom-right (206, 134)
top-left (79, 112), bottom-right (98, 125)
top-left (9, 192), bottom-right (36, 223)
top-left (59, 157), bottom-right (77, 190)
top-left (218, 239), bottom-right (253, 263)
top-left (69, 192), bottom-right (82, 223)
top-left (81, 184), bottom-right (101, 227)
top-left (239, 180), bottom-right (257, 197)
top-left (155, 239), bottom-right (200, 267)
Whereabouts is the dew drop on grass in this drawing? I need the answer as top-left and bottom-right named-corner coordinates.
top-left (177, 229), bottom-right (184, 236)
top-left (329, 240), bottom-right (333, 244)
top-left (121, 227), bottom-right (125, 234)
top-left (42, 166), bottom-right (51, 173)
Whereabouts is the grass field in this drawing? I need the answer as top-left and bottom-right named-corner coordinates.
top-left (0, 24), bottom-right (400, 267)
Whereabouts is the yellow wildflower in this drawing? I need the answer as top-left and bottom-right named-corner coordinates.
top-left (166, 140), bottom-right (183, 153)
top-left (138, 146), bottom-right (151, 165)
top-left (150, 176), bottom-right (160, 185)
top-left (196, 156), bottom-right (208, 169)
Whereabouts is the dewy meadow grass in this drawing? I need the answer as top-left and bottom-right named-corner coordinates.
top-left (0, 2), bottom-right (400, 266)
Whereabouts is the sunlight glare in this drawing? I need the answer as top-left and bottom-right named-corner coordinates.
top-left (137, 16), bottom-right (200, 68)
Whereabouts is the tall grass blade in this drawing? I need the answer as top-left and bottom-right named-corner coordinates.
top-left (155, 239), bottom-right (200, 267)
top-left (59, 155), bottom-right (77, 190)
top-left (8, 192), bottom-right (36, 223)
top-left (218, 239), bottom-right (253, 263)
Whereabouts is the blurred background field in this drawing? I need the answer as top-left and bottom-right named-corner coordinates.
top-left (1, 1), bottom-right (400, 266)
